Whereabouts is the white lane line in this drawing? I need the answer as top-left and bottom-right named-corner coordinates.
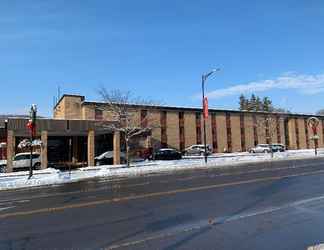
top-left (0, 161), bottom-right (322, 207)
top-left (0, 199), bottom-right (30, 206)
top-left (107, 193), bottom-right (324, 249)
top-left (0, 206), bottom-right (16, 212)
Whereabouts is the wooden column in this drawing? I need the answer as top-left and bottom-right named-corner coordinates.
top-left (6, 130), bottom-right (15, 173)
top-left (113, 131), bottom-right (121, 165)
top-left (41, 131), bottom-right (48, 169)
top-left (87, 130), bottom-right (95, 166)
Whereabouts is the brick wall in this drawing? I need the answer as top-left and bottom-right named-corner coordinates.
top-left (166, 111), bottom-right (180, 149)
top-left (184, 112), bottom-right (197, 148)
top-left (230, 114), bottom-right (242, 152)
top-left (244, 114), bottom-right (255, 150)
top-left (215, 113), bottom-right (227, 153)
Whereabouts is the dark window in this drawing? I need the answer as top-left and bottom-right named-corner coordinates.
top-left (295, 118), bottom-right (300, 149)
top-left (160, 111), bottom-right (167, 147)
top-left (276, 116), bottom-right (281, 143)
top-left (240, 113), bottom-right (245, 152)
top-left (141, 110), bottom-right (148, 127)
top-left (226, 113), bottom-right (232, 152)
top-left (179, 112), bottom-right (185, 151)
top-left (211, 113), bottom-right (218, 152)
top-left (304, 118), bottom-right (309, 149)
top-left (253, 115), bottom-right (258, 146)
top-left (196, 113), bottom-right (202, 144)
top-left (294, 118), bottom-right (300, 149)
top-left (322, 120), bottom-right (324, 145)
top-left (284, 118), bottom-right (289, 148)
top-left (95, 109), bottom-right (103, 120)
top-left (265, 116), bottom-right (270, 144)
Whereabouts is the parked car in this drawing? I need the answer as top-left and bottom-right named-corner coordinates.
top-left (270, 143), bottom-right (286, 152)
top-left (95, 151), bottom-right (126, 166)
top-left (0, 160), bottom-right (6, 173)
top-left (153, 148), bottom-right (182, 160)
top-left (183, 144), bottom-right (213, 156)
top-left (249, 144), bottom-right (271, 153)
top-left (0, 153), bottom-right (42, 171)
top-left (13, 152), bottom-right (41, 170)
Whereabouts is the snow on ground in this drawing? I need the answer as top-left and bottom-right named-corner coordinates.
top-left (0, 149), bottom-right (323, 191)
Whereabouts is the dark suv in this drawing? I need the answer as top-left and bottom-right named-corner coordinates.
top-left (153, 148), bottom-right (182, 160)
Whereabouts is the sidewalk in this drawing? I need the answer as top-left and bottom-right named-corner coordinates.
top-left (0, 149), bottom-right (323, 191)
top-left (308, 244), bottom-right (324, 250)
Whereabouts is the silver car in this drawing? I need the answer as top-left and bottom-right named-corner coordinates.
top-left (249, 144), bottom-right (271, 153)
top-left (184, 144), bottom-right (213, 156)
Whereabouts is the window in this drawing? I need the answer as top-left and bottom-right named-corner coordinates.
top-left (240, 113), bottom-right (245, 152)
top-left (141, 110), bottom-right (148, 127)
top-left (211, 113), bottom-right (218, 153)
top-left (160, 111), bottom-right (167, 147)
top-left (196, 113), bottom-right (202, 144)
top-left (226, 113), bottom-right (232, 152)
top-left (179, 112), bottom-right (185, 151)
top-left (95, 109), bottom-right (103, 120)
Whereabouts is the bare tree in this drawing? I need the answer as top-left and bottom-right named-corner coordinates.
top-left (97, 88), bottom-right (160, 166)
top-left (255, 115), bottom-right (282, 158)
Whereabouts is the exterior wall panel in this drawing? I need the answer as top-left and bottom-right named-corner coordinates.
top-left (244, 114), bottom-right (255, 151)
top-left (297, 118), bottom-right (307, 149)
top-left (317, 120), bottom-right (323, 148)
top-left (148, 110), bottom-right (161, 149)
top-left (166, 111), bottom-right (180, 149)
top-left (287, 118), bottom-right (297, 149)
top-left (184, 113), bottom-right (197, 148)
top-left (279, 117), bottom-right (286, 145)
top-left (257, 116), bottom-right (266, 144)
top-left (82, 106), bottom-right (95, 120)
top-left (230, 114), bottom-right (242, 152)
top-left (205, 116), bottom-right (213, 149)
top-left (216, 113), bottom-right (227, 153)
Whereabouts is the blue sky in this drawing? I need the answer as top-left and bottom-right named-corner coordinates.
top-left (1, 0), bottom-right (324, 116)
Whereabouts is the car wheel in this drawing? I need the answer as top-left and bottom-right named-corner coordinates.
top-left (0, 165), bottom-right (5, 173)
top-left (33, 162), bottom-right (41, 170)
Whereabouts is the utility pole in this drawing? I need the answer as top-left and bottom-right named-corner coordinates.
top-left (27, 104), bottom-right (37, 179)
top-left (201, 69), bottom-right (220, 164)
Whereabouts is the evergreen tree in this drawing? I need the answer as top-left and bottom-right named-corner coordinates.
top-left (263, 97), bottom-right (273, 112)
top-left (249, 94), bottom-right (257, 111)
top-left (238, 94), bottom-right (286, 113)
top-left (239, 94), bottom-right (248, 110)
top-left (255, 96), bottom-right (262, 111)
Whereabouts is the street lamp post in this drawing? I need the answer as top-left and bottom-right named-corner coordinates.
top-left (202, 68), bottom-right (220, 164)
top-left (28, 104), bottom-right (37, 179)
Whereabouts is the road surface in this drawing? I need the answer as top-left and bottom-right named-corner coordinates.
top-left (1, 157), bottom-right (324, 249)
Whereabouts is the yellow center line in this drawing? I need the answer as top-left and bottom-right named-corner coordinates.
top-left (1, 168), bottom-right (324, 219)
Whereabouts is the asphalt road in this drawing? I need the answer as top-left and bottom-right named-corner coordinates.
top-left (1, 157), bottom-right (324, 249)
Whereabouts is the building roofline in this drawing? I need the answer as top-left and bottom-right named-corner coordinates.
top-left (81, 100), bottom-right (324, 118)
top-left (53, 94), bottom-right (85, 110)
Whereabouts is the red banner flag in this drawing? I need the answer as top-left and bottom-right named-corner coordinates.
top-left (203, 97), bottom-right (208, 119)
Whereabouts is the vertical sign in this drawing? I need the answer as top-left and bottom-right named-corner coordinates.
top-left (203, 97), bottom-right (209, 119)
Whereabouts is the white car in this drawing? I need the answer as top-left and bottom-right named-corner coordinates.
top-left (184, 144), bottom-right (213, 156)
top-left (249, 144), bottom-right (271, 153)
top-left (95, 151), bottom-right (126, 166)
top-left (0, 152), bottom-right (41, 172)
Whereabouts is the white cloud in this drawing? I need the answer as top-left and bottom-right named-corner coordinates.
top-left (206, 73), bottom-right (324, 99)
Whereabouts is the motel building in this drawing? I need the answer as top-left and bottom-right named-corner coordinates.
top-left (0, 94), bottom-right (324, 173)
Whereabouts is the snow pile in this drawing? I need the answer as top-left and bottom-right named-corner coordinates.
top-left (0, 149), bottom-right (323, 191)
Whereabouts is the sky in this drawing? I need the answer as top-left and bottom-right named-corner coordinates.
top-left (1, 0), bottom-right (324, 117)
